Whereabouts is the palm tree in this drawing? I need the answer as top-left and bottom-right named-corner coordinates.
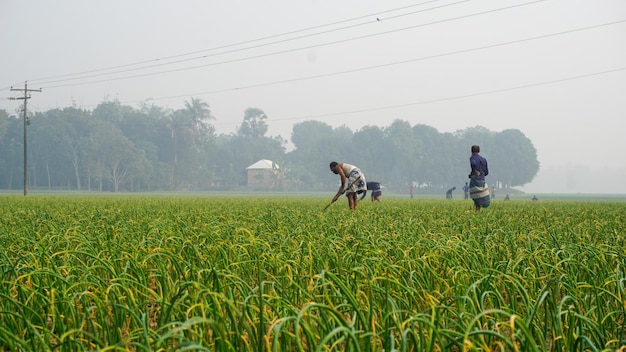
top-left (184, 97), bottom-right (215, 142)
top-left (165, 110), bottom-right (191, 190)
top-left (238, 107), bottom-right (268, 138)
top-left (163, 98), bottom-right (215, 190)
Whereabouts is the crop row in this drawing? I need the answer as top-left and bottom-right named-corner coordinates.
top-left (0, 196), bottom-right (625, 351)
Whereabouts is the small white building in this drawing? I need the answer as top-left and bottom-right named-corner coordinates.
top-left (246, 159), bottom-right (281, 188)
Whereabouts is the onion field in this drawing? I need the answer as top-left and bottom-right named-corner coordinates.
top-left (0, 196), bottom-right (625, 351)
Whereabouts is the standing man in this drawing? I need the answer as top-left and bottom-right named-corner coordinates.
top-left (329, 162), bottom-right (367, 210)
top-left (463, 182), bottom-right (469, 200)
top-left (468, 145), bottom-right (490, 210)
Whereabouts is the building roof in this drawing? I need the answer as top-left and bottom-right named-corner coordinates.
top-left (246, 159), bottom-right (279, 170)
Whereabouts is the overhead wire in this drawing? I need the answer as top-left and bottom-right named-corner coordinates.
top-left (109, 19), bottom-right (625, 106)
top-left (35, 0), bottom-right (544, 89)
top-left (23, 0), bottom-right (459, 86)
top-left (243, 66), bottom-right (626, 126)
top-left (4, 0), bottom-right (624, 127)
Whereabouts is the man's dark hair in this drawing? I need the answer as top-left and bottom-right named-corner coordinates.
top-left (329, 161), bottom-right (338, 170)
top-left (471, 145), bottom-right (480, 153)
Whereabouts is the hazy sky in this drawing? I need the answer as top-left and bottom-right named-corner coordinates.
top-left (2, 0), bottom-right (625, 193)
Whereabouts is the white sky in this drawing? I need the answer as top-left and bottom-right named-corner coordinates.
top-left (2, 0), bottom-right (625, 193)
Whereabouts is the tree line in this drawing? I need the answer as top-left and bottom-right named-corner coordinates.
top-left (0, 98), bottom-right (539, 193)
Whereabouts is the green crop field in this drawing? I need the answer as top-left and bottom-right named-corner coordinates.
top-left (0, 195), bottom-right (625, 351)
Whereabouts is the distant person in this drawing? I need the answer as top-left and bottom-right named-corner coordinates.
top-left (329, 162), bottom-right (367, 210)
top-left (491, 186), bottom-right (497, 199)
top-left (532, 195), bottom-right (538, 202)
top-left (468, 145), bottom-right (490, 210)
top-left (409, 185), bottom-right (414, 199)
top-left (363, 181), bottom-right (382, 202)
top-left (446, 186), bottom-right (456, 199)
top-left (463, 182), bottom-right (469, 200)
top-left (504, 194), bottom-right (510, 201)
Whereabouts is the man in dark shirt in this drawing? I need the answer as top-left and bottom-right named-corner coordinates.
top-left (469, 145), bottom-right (490, 210)
top-left (470, 145), bottom-right (489, 181)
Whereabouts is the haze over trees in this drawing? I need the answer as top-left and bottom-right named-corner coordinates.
top-left (0, 99), bottom-right (538, 193)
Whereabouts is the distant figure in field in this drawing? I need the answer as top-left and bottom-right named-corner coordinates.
top-left (366, 181), bottom-right (382, 202)
top-left (469, 145), bottom-right (490, 211)
top-left (504, 194), bottom-right (510, 201)
top-left (360, 181), bottom-right (382, 202)
top-left (532, 195), bottom-right (538, 202)
top-left (446, 186), bottom-right (456, 199)
top-left (491, 186), bottom-right (497, 199)
top-left (329, 161), bottom-right (367, 210)
top-left (463, 182), bottom-right (469, 200)
top-left (409, 185), bottom-right (414, 199)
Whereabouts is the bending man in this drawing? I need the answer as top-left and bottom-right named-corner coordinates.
top-left (329, 161), bottom-right (367, 210)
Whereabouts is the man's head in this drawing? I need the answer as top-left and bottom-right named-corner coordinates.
top-left (329, 161), bottom-right (338, 174)
top-left (471, 145), bottom-right (480, 154)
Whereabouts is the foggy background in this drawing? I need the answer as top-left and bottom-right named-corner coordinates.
top-left (2, 0), bottom-right (625, 194)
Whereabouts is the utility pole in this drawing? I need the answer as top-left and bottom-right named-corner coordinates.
top-left (10, 81), bottom-right (42, 196)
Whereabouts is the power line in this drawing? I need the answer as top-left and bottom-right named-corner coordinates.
top-left (7, 19), bottom-right (623, 117)
top-left (10, 66), bottom-right (626, 126)
top-left (220, 66), bottom-right (626, 126)
top-left (109, 19), bottom-right (626, 106)
top-left (36, 0), bottom-right (544, 89)
top-left (22, 0), bottom-right (456, 85)
top-left (32, 0), bottom-right (472, 86)
top-left (4, 0), bottom-right (621, 125)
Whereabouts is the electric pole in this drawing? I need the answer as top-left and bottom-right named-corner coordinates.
top-left (10, 81), bottom-right (42, 196)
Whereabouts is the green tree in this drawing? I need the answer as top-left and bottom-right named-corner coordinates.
top-left (0, 112), bottom-right (24, 189)
top-left (165, 110), bottom-right (192, 189)
top-left (211, 108), bottom-right (284, 188)
top-left (412, 124), bottom-right (441, 189)
top-left (238, 108), bottom-right (268, 138)
top-left (290, 120), bottom-right (334, 151)
top-left (0, 110), bottom-right (10, 186)
top-left (436, 131), bottom-right (464, 190)
top-left (184, 97), bottom-right (215, 141)
top-left (121, 105), bottom-right (169, 190)
top-left (0, 109), bottom-right (8, 140)
top-left (93, 100), bottom-right (127, 123)
top-left (456, 126), bottom-right (495, 154)
top-left (381, 119), bottom-right (416, 190)
top-left (0, 100), bottom-right (542, 194)
top-left (492, 129), bottom-right (539, 188)
top-left (455, 126), bottom-right (495, 186)
top-left (89, 121), bottom-right (141, 192)
top-left (164, 98), bottom-right (216, 190)
top-left (287, 121), bottom-right (353, 190)
top-left (182, 98), bottom-right (216, 189)
top-left (351, 125), bottom-right (386, 182)
top-left (288, 121), bottom-right (335, 188)
top-left (29, 107), bottom-right (93, 190)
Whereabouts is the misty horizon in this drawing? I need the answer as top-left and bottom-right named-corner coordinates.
top-left (2, 0), bottom-right (625, 193)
